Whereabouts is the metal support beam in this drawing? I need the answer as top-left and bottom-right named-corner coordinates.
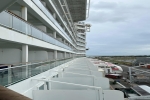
top-left (21, 6), bottom-right (27, 21)
top-left (22, 45), bottom-right (28, 77)
top-left (8, 65), bottom-right (12, 84)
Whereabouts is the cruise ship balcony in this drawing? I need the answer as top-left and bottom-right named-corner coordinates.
top-left (43, 0), bottom-right (76, 41)
top-left (4, 0), bottom-right (75, 48)
top-left (0, 11), bottom-right (74, 52)
top-left (0, 58), bottom-right (124, 100)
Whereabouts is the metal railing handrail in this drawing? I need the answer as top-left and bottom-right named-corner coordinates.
top-left (32, 78), bottom-right (102, 90)
top-left (64, 67), bottom-right (98, 72)
top-left (0, 58), bottom-right (73, 71)
top-left (53, 70), bottom-right (97, 78)
top-left (0, 61), bottom-right (51, 71)
top-left (0, 58), bottom-right (56, 68)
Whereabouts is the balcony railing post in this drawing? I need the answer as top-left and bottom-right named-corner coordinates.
top-left (10, 14), bottom-right (13, 28)
top-left (40, 63), bottom-right (43, 73)
top-left (26, 64), bottom-right (29, 78)
top-left (28, 62), bottom-right (31, 77)
top-left (8, 65), bottom-right (12, 84)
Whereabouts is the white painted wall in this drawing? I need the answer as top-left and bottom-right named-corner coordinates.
top-left (94, 77), bottom-right (110, 90)
top-left (29, 51), bottom-right (48, 62)
top-left (57, 51), bottom-right (64, 59)
top-left (66, 53), bottom-right (70, 58)
top-left (48, 51), bottom-right (54, 60)
top-left (103, 90), bottom-right (124, 100)
top-left (0, 48), bottom-right (21, 64)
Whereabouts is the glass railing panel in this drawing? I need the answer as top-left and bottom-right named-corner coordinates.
top-left (50, 61), bottom-right (56, 69)
top-left (27, 24), bottom-right (32, 35)
top-left (12, 16), bottom-right (25, 34)
top-left (0, 11), bottom-right (12, 27)
top-left (30, 64), bottom-right (41, 76)
top-left (11, 65), bottom-right (27, 83)
top-left (54, 61), bottom-right (58, 67)
top-left (31, 27), bottom-right (43, 40)
top-left (42, 62), bottom-right (50, 72)
top-left (43, 33), bottom-right (50, 43)
top-left (0, 68), bottom-right (9, 86)
top-left (49, 37), bottom-right (56, 45)
top-left (59, 60), bottom-right (62, 65)
top-left (0, 58), bottom-right (73, 86)
top-left (0, 65), bottom-right (28, 86)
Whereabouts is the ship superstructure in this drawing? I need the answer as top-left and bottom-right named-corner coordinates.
top-left (0, 0), bottom-right (127, 100)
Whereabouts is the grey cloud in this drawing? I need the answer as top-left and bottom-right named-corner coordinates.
top-left (87, 11), bottom-right (128, 23)
top-left (86, 0), bottom-right (150, 56)
top-left (87, 1), bottom-right (150, 23)
top-left (91, 1), bottom-right (118, 9)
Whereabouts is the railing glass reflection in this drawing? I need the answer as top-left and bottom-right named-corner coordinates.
top-left (0, 58), bottom-right (73, 87)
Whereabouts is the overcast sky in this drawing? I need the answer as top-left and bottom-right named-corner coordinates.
top-left (86, 0), bottom-right (150, 56)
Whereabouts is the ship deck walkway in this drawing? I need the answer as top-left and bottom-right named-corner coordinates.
top-left (32, 58), bottom-right (124, 100)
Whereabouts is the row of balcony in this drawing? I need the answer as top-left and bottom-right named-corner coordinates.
top-left (33, 0), bottom-right (88, 52)
top-left (32, 0), bottom-right (85, 51)
top-left (32, 0), bottom-right (74, 46)
top-left (0, 11), bottom-right (72, 51)
top-left (0, 12), bottom-right (86, 54)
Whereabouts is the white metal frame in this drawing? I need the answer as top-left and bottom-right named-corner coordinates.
top-left (53, 70), bottom-right (97, 78)
top-left (32, 78), bottom-right (102, 90)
